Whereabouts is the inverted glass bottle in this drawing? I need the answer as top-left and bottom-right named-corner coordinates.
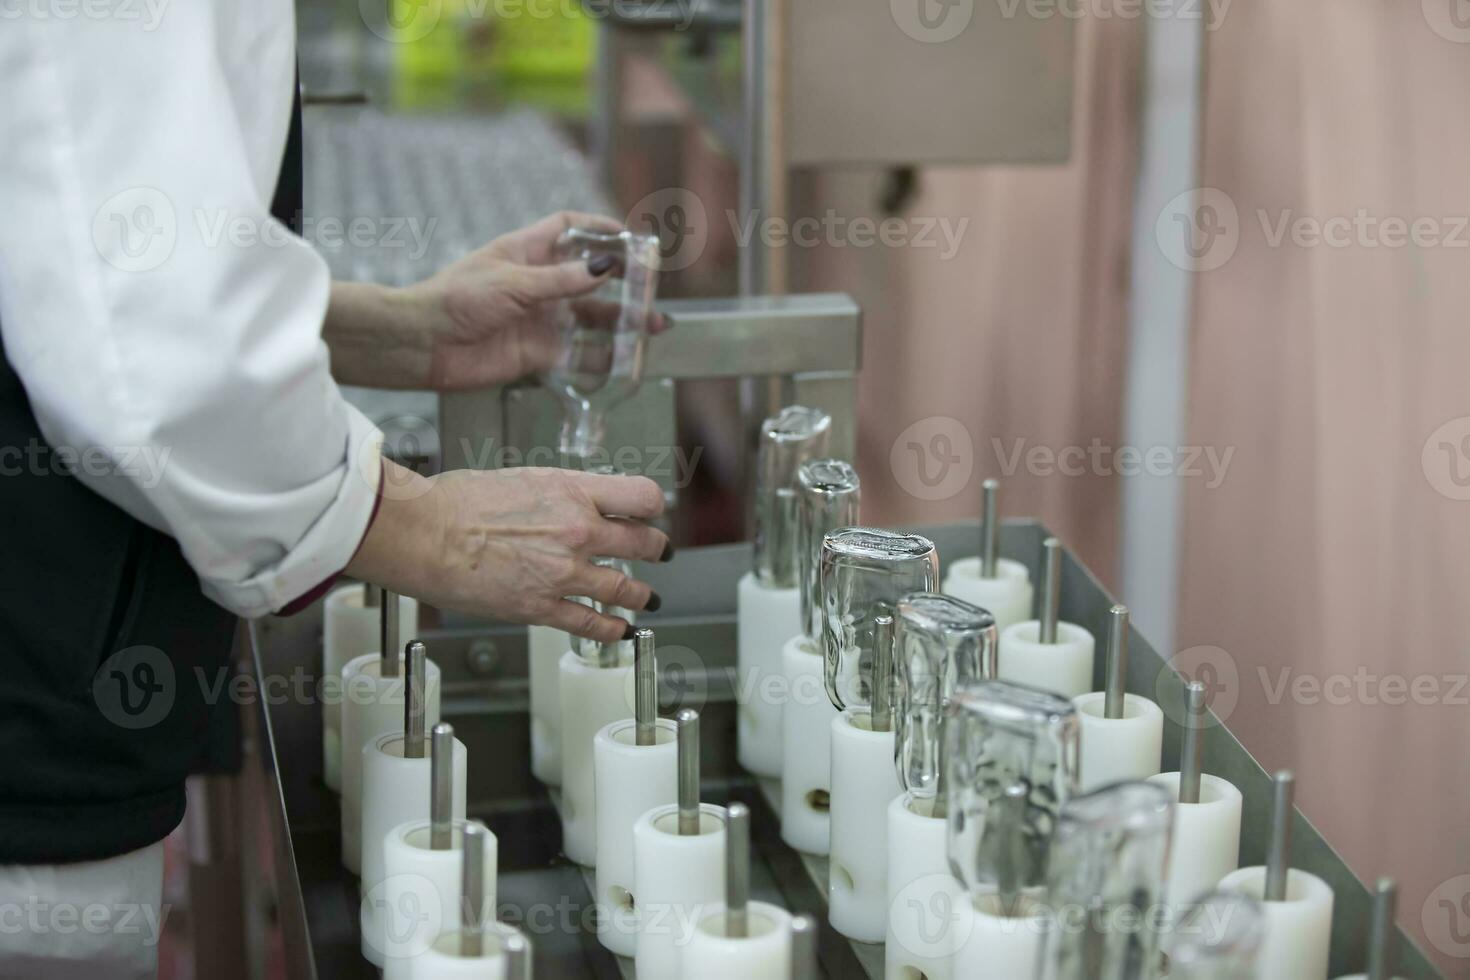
top-left (753, 406), bottom-right (832, 589)
top-left (893, 593), bottom-right (996, 807)
top-left (1040, 780), bottom-right (1175, 980)
top-left (1164, 890), bottom-right (1264, 980)
top-left (819, 527), bottom-right (937, 713)
top-left (796, 459), bottom-right (861, 641)
top-left (945, 679), bottom-right (1080, 904)
top-left (540, 229), bottom-right (661, 460)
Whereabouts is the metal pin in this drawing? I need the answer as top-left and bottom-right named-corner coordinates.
top-left (430, 723), bottom-right (454, 850)
top-left (1263, 770), bottom-right (1294, 902)
top-left (635, 628), bottom-right (658, 746)
top-left (790, 914), bottom-right (818, 980)
top-left (726, 802), bottom-right (750, 939)
top-left (1040, 537), bottom-right (1062, 644)
top-left (503, 932), bottom-right (531, 980)
top-left (403, 641), bottom-right (427, 759)
top-left (981, 479), bottom-right (999, 578)
top-left (1368, 877), bottom-right (1397, 980)
top-left (363, 583), bottom-right (381, 608)
top-left (677, 708), bottom-right (700, 835)
top-left (871, 614), bottom-right (895, 733)
top-left (996, 780), bottom-right (1030, 912)
top-left (380, 589), bottom-right (400, 677)
top-left (1178, 681), bottom-right (1208, 805)
top-left (461, 822), bottom-right (489, 957)
top-left (1104, 605), bottom-right (1129, 720)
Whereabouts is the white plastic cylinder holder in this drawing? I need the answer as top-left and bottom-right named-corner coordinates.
top-left (828, 710), bottom-right (902, 943)
top-left (942, 557), bottom-right (1034, 634)
top-left (1072, 691), bottom-right (1163, 792)
top-left (680, 902), bottom-right (794, 979)
top-left (374, 819), bottom-right (497, 980)
top-left (781, 634), bottom-right (837, 855)
top-left (558, 650), bottom-right (634, 866)
top-left (1146, 771), bottom-right (1243, 935)
top-left (998, 620), bottom-right (1096, 700)
top-left (360, 731), bottom-right (469, 963)
top-left (407, 925), bottom-right (523, 980)
top-left (1219, 866), bottom-right (1334, 980)
top-left (633, 802), bottom-right (728, 980)
top-left (885, 795), bottom-right (963, 980)
top-left (951, 893), bottom-right (1048, 980)
top-left (340, 652), bottom-right (442, 873)
top-left (321, 586), bottom-right (419, 792)
top-left (593, 717), bottom-right (678, 956)
top-left (528, 624), bottom-right (571, 785)
top-left (737, 572), bottom-right (802, 778)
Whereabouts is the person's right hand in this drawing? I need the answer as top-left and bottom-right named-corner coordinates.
top-left (346, 460), bottom-right (671, 644)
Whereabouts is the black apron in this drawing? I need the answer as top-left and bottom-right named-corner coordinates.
top-left (0, 86), bottom-right (304, 864)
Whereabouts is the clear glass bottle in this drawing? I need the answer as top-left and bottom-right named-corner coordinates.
top-left (753, 406), bottom-right (832, 589)
top-left (892, 593), bottom-right (996, 809)
top-left (819, 527), bottom-right (938, 713)
top-left (540, 228), bottom-right (661, 459)
top-left (1164, 890), bottom-right (1264, 980)
top-left (1040, 781), bottom-right (1175, 980)
top-left (796, 459), bottom-right (860, 641)
top-left (570, 466), bottom-right (635, 668)
top-left (944, 679), bottom-right (1080, 905)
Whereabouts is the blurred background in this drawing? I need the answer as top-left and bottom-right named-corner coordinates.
top-left (164, 1), bottom-right (1470, 976)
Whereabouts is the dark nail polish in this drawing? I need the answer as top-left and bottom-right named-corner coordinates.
top-left (588, 255), bottom-right (616, 276)
top-left (645, 591), bottom-right (663, 613)
top-left (660, 541), bottom-right (676, 563)
top-left (622, 622), bottom-right (637, 641)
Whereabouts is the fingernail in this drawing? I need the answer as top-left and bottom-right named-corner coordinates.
top-left (588, 255), bottom-right (615, 276)
top-left (645, 591), bottom-right (663, 613)
top-left (660, 541), bottom-right (676, 563)
top-left (622, 622), bottom-right (637, 641)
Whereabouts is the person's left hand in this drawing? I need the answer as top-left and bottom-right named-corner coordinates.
top-left (406, 210), bottom-right (667, 391)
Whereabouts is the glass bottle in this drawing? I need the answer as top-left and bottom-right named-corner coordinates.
top-left (796, 459), bottom-right (860, 641)
top-left (753, 406), bottom-right (832, 589)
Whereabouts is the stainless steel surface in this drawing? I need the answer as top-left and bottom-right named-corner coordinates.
top-left (1369, 877), bottom-right (1398, 980)
top-left (726, 802), bottom-right (751, 938)
top-left (678, 708), bottom-right (701, 835)
top-left (431, 723), bottom-right (454, 850)
top-left (363, 584), bottom-right (380, 608)
top-left (504, 933), bottom-right (532, 980)
top-left (1264, 770), bottom-right (1295, 902)
top-left (790, 914), bottom-right (817, 980)
top-left (870, 614), bottom-right (895, 733)
top-left (380, 591), bottom-right (399, 677)
top-left (462, 821), bottom-right (489, 957)
top-left (1040, 536), bottom-right (1062, 643)
top-left (1179, 680), bottom-right (1208, 805)
top-left (1104, 604), bottom-right (1130, 720)
top-left (996, 780), bottom-right (1030, 906)
top-left (981, 479), bottom-right (999, 577)
top-left (404, 641), bottom-right (427, 758)
top-left (635, 627), bottom-right (658, 746)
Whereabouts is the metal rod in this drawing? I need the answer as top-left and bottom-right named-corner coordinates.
top-left (1104, 605), bottom-right (1129, 719)
top-left (981, 479), bottom-right (999, 578)
top-left (380, 589), bottom-right (400, 677)
top-left (1040, 537), bottom-right (1062, 644)
top-left (430, 723), bottom-right (454, 850)
top-left (790, 914), bottom-right (818, 980)
top-left (503, 932), bottom-right (531, 980)
top-left (403, 641), bottom-right (427, 759)
top-left (461, 822), bottom-right (488, 957)
top-left (635, 627), bottom-right (658, 746)
top-left (726, 802), bottom-right (750, 938)
top-left (363, 583), bottom-right (381, 608)
top-left (1368, 877), bottom-right (1397, 980)
top-left (996, 780), bottom-right (1029, 911)
top-left (677, 708), bottom-right (700, 835)
top-left (1263, 770), bottom-right (1294, 902)
top-left (871, 614), bottom-right (894, 732)
top-left (1178, 680), bottom-right (1207, 804)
